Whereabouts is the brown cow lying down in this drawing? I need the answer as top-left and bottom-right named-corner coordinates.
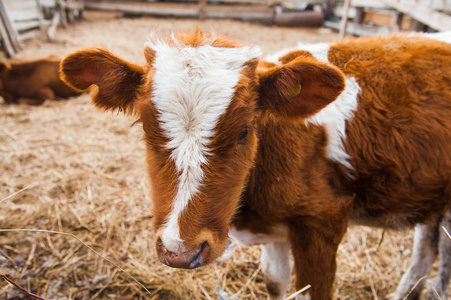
top-left (0, 56), bottom-right (79, 105)
top-left (61, 30), bottom-right (451, 300)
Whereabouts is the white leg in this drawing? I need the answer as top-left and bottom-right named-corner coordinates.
top-left (394, 220), bottom-right (439, 300)
top-left (261, 241), bottom-right (292, 300)
top-left (425, 209), bottom-right (451, 300)
top-left (296, 293), bottom-right (311, 300)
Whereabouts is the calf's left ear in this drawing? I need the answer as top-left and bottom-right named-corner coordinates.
top-left (257, 55), bottom-right (345, 119)
top-left (61, 48), bottom-right (144, 113)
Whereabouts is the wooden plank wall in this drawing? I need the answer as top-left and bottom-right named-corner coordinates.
top-left (3, 0), bottom-right (44, 41)
top-left (0, 0), bottom-right (43, 57)
top-left (0, 0), bottom-right (21, 57)
top-left (328, 0), bottom-right (451, 37)
top-left (379, 0), bottom-right (451, 31)
top-left (0, 0), bottom-right (84, 57)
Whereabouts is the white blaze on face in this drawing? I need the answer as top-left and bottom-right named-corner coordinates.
top-left (147, 35), bottom-right (261, 252)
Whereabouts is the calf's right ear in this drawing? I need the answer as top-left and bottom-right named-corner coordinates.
top-left (257, 55), bottom-right (346, 119)
top-left (61, 48), bottom-right (144, 113)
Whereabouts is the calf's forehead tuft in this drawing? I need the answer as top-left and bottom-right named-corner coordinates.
top-left (145, 31), bottom-right (262, 66)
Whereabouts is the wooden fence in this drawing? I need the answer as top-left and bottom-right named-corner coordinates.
top-left (329, 0), bottom-right (451, 37)
top-left (2, 0), bottom-right (451, 58)
top-left (0, 0), bottom-right (82, 57)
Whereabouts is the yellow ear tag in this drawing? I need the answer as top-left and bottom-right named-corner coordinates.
top-left (292, 83), bottom-right (302, 97)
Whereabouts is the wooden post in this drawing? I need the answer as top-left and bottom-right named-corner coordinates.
top-left (0, 20), bottom-right (15, 57)
top-left (47, 9), bottom-right (60, 40)
top-left (339, 0), bottom-right (351, 39)
top-left (35, 0), bottom-right (45, 30)
top-left (0, 0), bottom-right (21, 52)
top-left (199, 0), bottom-right (207, 20)
top-left (58, 0), bottom-right (67, 27)
top-left (394, 12), bottom-right (404, 32)
top-left (354, 7), bottom-right (364, 24)
top-left (324, 0), bottom-right (336, 20)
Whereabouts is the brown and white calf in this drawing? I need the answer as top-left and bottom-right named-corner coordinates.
top-left (61, 30), bottom-right (451, 299)
top-left (0, 56), bottom-right (79, 105)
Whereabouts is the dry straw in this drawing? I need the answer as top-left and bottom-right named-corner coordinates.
top-left (0, 90), bottom-right (431, 300)
top-left (0, 95), bottom-right (271, 299)
top-left (284, 285), bottom-right (311, 300)
top-left (0, 228), bottom-right (152, 295)
top-left (1, 274), bottom-right (49, 300)
top-left (443, 226), bottom-right (451, 240)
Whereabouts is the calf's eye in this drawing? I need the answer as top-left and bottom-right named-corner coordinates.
top-left (238, 128), bottom-right (248, 144)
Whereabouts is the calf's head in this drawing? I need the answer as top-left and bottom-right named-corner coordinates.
top-left (0, 62), bottom-right (13, 102)
top-left (61, 30), bottom-right (345, 269)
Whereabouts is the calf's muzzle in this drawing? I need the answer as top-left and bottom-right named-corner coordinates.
top-left (156, 238), bottom-right (210, 269)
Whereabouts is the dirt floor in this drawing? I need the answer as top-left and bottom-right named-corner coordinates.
top-left (0, 11), bottom-right (445, 300)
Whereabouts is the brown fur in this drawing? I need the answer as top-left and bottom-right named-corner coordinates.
top-left (60, 31), bottom-right (451, 299)
top-left (234, 34), bottom-right (451, 299)
top-left (329, 35), bottom-right (451, 227)
top-left (0, 56), bottom-right (79, 105)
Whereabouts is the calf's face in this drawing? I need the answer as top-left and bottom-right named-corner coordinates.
top-left (61, 32), bottom-right (345, 269)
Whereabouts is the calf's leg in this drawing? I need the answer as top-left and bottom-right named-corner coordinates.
top-left (229, 225), bottom-right (292, 299)
top-left (17, 97), bottom-right (46, 105)
top-left (424, 209), bottom-right (451, 300)
top-left (393, 220), bottom-right (440, 300)
top-left (17, 87), bottom-right (55, 105)
top-left (261, 241), bottom-right (292, 300)
top-left (289, 219), bottom-right (347, 300)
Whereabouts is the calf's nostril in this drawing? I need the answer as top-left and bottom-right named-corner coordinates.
top-left (201, 241), bottom-right (209, 250)
top-left (189, 241), bottom-right (210, 269)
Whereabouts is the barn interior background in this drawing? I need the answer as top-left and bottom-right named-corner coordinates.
top-left (1, 0), bottom-right (451, 299)
top-left (1, 0), bottom-right (451, 57)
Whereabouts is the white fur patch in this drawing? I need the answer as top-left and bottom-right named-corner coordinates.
top-left (265, 48), bottom-right (291, 65)
top-left (261, 241), bottom-right (292, 300)
top-left (296, 292), bottom-right (311, 300)
top-left (424, 31), bottom-right (451, 44)
top-left (305, 77), bottom-right (360, 171)
top-left (293, 42), bottom-right (360, 172)
top-left (147, 35), bottom-right (261, 252)
top-left (264, 42), bottom-right (330, 66)
top-left (296, 42), bottom-right (330, 62)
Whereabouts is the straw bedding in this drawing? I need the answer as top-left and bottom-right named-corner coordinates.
top-left (0, 11), bottom-right (443, 299)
